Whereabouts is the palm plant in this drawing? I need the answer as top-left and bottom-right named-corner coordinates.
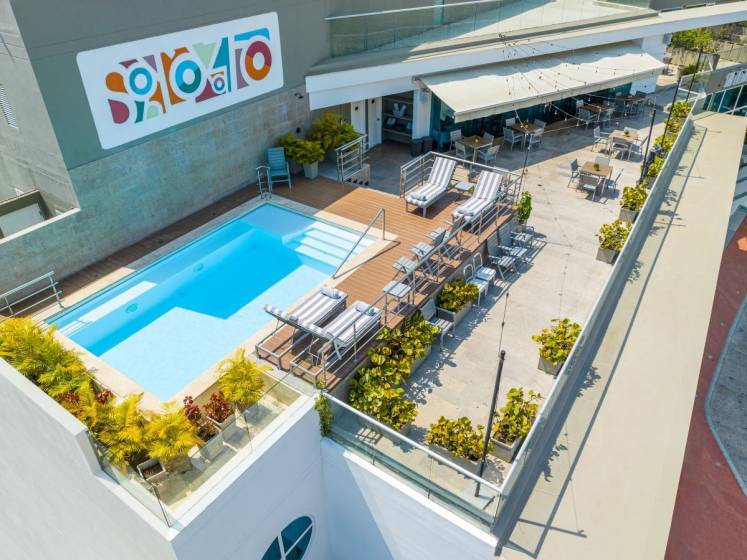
top-left (145, 403), bottom-right (202, 468)
top-left (97, 394), bottom-right (149, 468)
top-left (65, 384), bottom-right (112, 436)
top-left (217, 348), bottom-right (269, 411)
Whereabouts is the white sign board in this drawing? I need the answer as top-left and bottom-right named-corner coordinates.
top-left (77, 13), bottom-right (283, 149)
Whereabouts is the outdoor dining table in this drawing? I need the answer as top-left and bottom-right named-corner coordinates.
top-left (608, 129), bottom-right (638, 159)
top-left (458, 135), bottom-right (493, 162)
top-left (508, 122), bottom-right (542, 148)
top-left (582, 103), bottom-right (605, 113)
top-left (580, 160), bottom-right (613, 199)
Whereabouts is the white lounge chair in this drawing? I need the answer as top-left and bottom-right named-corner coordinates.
top-left (305, 301), bottom-right (382, 359)
top-left (451, 171), bottom-right (503, 224)
top-left (405, 156), bottom-right (457, 217)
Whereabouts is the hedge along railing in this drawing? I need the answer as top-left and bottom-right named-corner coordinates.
top-left (493, 95), bottom-right (704, 535)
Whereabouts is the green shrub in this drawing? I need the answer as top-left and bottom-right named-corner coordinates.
top-left (309, 112), bottom-right (361, 152)
top-left (646, 156), bottom-right (665, 181)
top-left (670, 101), bottom-right (692, 119)
top-left (620, 184), bottom-right (648, 212)
top-left (426, 416), bottom-right (485, 461)
top-left (532, 318), bottom-right (581, 366)
top-left (293, 139), bottom-right (325, 164)
top-left (145, 403), bottom-right (203, 467)
top-left (277, 133), bottom-right (302, 161)
top-left (97, 395), bottom-right (149, 468)
top-left (314, 394), bottom-right (333, 436)
top-left (492, 387), bottom-right (542, 445)
top-left (596, 220), bottom-right (632, 252)
top-left (516, 191), bottom-right (532, 222)
top-left (216, 348), bottom-right (269, 410)
top-left (437, 279), bottom-right (479, 313)
top-left (348, 380), bottom-right (417, 430)
top-left (670, 28), bottom-right (713, 51)
top-left (653, 133), bottom-right (675, 154)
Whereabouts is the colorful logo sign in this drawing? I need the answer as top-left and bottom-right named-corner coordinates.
top-left (77, 13), bottom-right (283, 149)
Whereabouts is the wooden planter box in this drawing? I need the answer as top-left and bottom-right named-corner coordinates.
top-left (430, 444), bottom-right (479, 474)
top-left (596, 247), bottom-right (619, 265)
top-left (538, 356), bottom-right (563, 376)
top-left (489, 436), bottom-right (525, 463)
top-left (619, 207), bottom-right (638, 224)
top-left (436, 302), bottom-right (472, 327)
top-left (409, 344), bottom-right (432, 375)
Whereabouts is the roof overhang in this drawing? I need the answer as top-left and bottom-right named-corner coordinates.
top-left (417, 43), bottom-right (664, 122)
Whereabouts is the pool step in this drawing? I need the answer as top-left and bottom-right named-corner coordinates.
top-left (293, 244), bottom-right (343, 268)
top-left (289, 223), bottom-right (375, 266)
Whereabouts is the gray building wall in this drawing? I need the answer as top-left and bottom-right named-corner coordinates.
top-left (0, 0), bottom-right (76, 212)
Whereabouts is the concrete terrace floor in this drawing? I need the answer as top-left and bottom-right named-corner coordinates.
top-left (368, 110), bottom-right (669, 483)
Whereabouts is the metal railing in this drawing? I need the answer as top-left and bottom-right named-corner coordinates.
top-left (493, 93), bottom-right (706, 536)
top-left (0, 271), bottom-right (62, 320)
top-left (336, 134), bottom-right (368, 183)
top-left (332, 207), bottom-right (386, 279)
top-left (325, 393), bottom-right (503, 528)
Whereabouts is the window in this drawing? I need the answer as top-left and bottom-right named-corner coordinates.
top-left (262, 516), bottom-right (313, 560)
top-left (0, 85), bottom-right (17, 128)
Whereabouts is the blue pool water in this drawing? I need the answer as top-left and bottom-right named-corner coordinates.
top-left (52, 204), bottom-right (374, 400)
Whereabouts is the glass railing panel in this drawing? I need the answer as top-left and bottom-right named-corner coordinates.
top-left (326, 395), bottom-right (501, 528)
top-left (90, 372), bottom-right (302, 526)
top-left (328, 0), bottom-right (654, 57)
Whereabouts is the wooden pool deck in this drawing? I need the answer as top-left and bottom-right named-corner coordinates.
top-left (57, 174), bottom-right (513, 390)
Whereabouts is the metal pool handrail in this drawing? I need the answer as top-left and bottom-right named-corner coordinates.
top-left (324, 393), bottom-right (502, 492)
top-left (333, 207), bottom-right (386, 279)
top-left (0, 271), bottom-right (63, 320)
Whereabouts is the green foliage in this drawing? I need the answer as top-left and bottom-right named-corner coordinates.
top-left (0, 318), bottom-right (87, 385)
top-left (145, 402), bottom-right (203, 465)
top-left (426, 416), bottom-right (485, 461)
top-left (216, 348), bottom-right (269, 409)
top-left (309, 112), bottom-right (360, 152)
top-left (596, 220), bottom-right (632, 252)
top-left (293, 139), bottom-right (325, 164)
top-left (620, 184), bottom-right (648, 212)
top-left (492, 387), bottom-right (542, 445)
top-left (646, 156), bottom-right (665, 181)
top-left (653, 133), bottom-right (675, 154)
top-left (277, 133), bottom-right (302, 161)
top-left (670, 28), bottom-right (713, 51)
top-left (314, 394), bottom-right (333, 437)
top-left (437, 279), bottom-right (479, 313)
top-left (203, 391), bottom-right (232, 423)
top-left (670, 101), bottom-right (692, 119)
top-left (516, 191), bottom-right (532, 222)
top-left (532, 318), bottom-right (581, 366)
top-left (97, 395), bottom-right (149, 468)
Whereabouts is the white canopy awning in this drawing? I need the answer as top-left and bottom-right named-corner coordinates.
top-left (418, 43), bottom-right (664, 123)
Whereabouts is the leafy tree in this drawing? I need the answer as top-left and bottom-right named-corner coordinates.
top-left (670, 28), bottom-right (713, 51)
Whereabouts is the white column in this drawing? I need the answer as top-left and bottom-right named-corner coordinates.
top-left (412, 89), bottom-right (432, 139)
top-left (632, 35), bottom-right (668, 94)
top-left (350, 101), bottom-right (366, 134)
top-left (366, 97), bottom-right (382, 147)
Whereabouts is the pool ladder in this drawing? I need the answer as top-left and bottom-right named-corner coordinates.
top-left (255, 165), bottom-right (272, 200)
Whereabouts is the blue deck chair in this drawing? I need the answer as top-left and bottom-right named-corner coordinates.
top-left (266, 147), bottom-right (292, 190)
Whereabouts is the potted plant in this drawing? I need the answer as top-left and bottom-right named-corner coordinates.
top-left (217, 348), bottom-right (270, 419)
top-left (348, 367), bottom-right (417, 434)
top-left (145, 403), bottom-right (203, 475)
top-left (619, 184), bottom-right (647, 223)
top-left (516, 191), bottom-right (532, 232)
top-left (426, 416), bottom-right (485, 472)
top-left (369, 312), bottom-right (439, 376)
top-left (314, 394), bottom-right (333, 437)
top-left (436, 279), bottom-right (479, 326)
top-left (531, 318), bottom-right (581, 375)
top-left (294, 139), bottom-right (325, 180)
top-left (277, 133), bottom-right (303, 173)
top-left (309, 112), bottom-right (361, 159)
top-left (490, 387), bottom-right (542, 463)
top-left (595, 219), bottom-right (631, 264)
top-left (183, 396), bottom-right (222, 461)
top-left (96, 394), bottom-right (149, 469)
top-left (645, 156), bottom-right (665, 184)
top-left (203, 391), bottom-right (233, 430)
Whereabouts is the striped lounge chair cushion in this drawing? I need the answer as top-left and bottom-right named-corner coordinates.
top-left (324, 301), bottom-right (381, 347)
top-left (453, 197), bottom-right (491, 219)
top-left (289, 286), bottom-right (346, 324)
top-left (407, 157), bottom-right (456, 202)
top-left (473, 171), bottom-right (503, 200)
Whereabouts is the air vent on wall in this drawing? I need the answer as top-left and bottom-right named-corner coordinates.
top-left (0, 85), bottom-right (18, 128)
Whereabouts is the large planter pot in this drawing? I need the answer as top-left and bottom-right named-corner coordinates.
top-left (619, 207), bottom-right (638, 224)
top-left (137, 458), bottom-right (167, 484)
top-left (596, 246), bottom-right (619, 264)
top-left (538, 355), bottom-right (563, 376)
top-left (199, 433), bottom-right (226, 462)
top-left (436, 302), bottom-right (473, 327)
top-left (489, 436), bottom-right (525, 463)
top-left (303, 162), bottom-right (319, 180)
top-left (515, 220), bottom-right (527, 233)
top-left (397, 422), bottom-right (413, 437)
top-left (163, 455), bottom-right (193, 474)
top-left (409, 344), bottom-right (432, 375)
top-left (207, 413), bottom-right (234, 432)
top-left (431, 444), bottom-right (479, 473)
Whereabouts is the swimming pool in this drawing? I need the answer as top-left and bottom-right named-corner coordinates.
top-left (52, 203), bottom-right (374, 401)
